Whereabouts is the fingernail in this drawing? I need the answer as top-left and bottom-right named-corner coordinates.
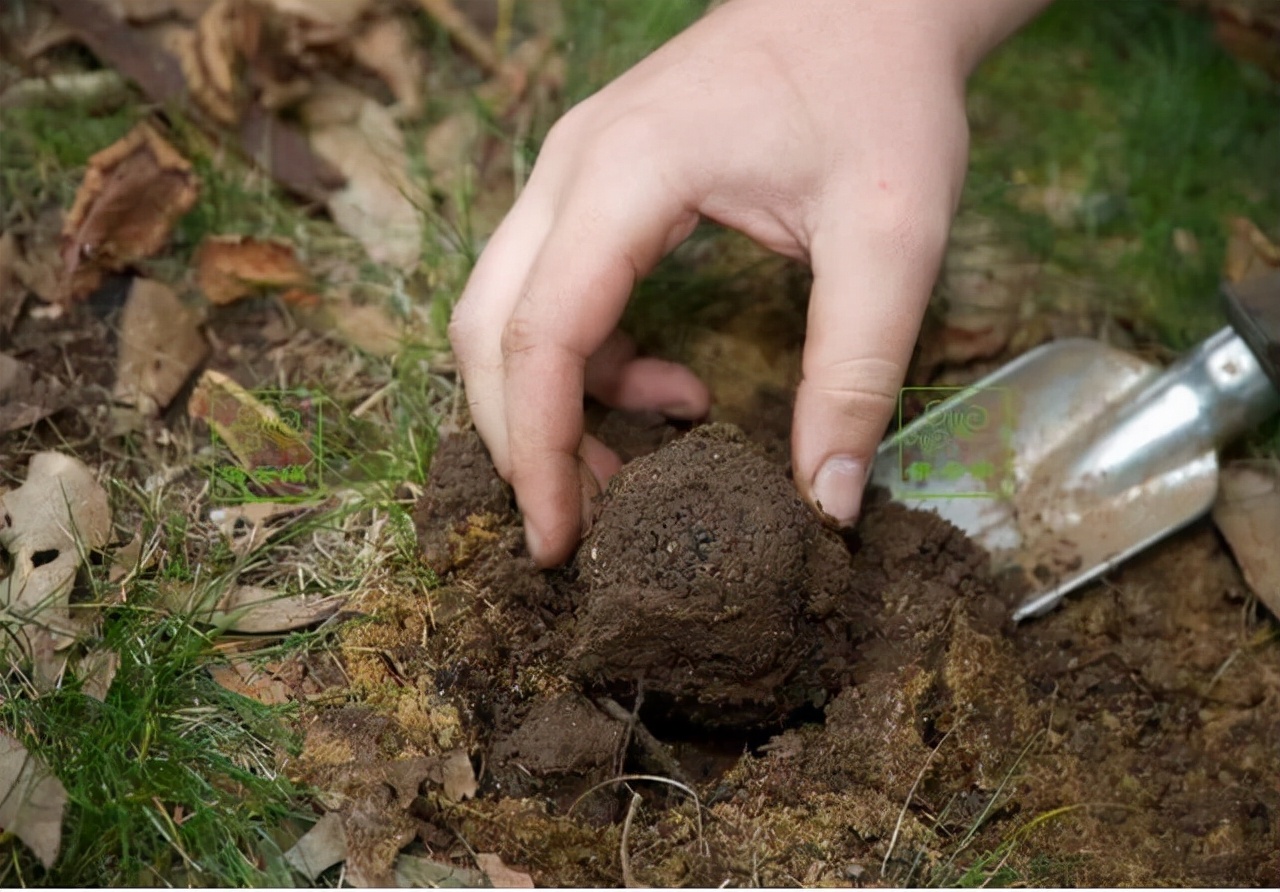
top-left (811, 455), bottom-right (866, 526)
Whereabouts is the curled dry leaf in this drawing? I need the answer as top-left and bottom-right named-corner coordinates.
top-left (0, 453), bottom-right (111, 684)
top-left (188, 368), bottom-right (314, 471)
top-left (1212, 463), bottom-right (1280, 618)
top-left (302, 84), bottom-right (423, 271)
top-left (0, 353), bottom-right (67, 434)
top-left (0, 731), bottom-right (68, 870)
top-left (60, 123), bottom-right (199, 302)
top-left (113, 277), bottom-right (209, 414)
top-left (476, 852), bottom-right (535, 889)
top-left (175, 0), bottom-right (262, 126)
top-left (194, 234), bottom-right (310, 305)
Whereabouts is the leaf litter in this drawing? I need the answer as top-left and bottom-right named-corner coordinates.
top-left (112, 277), bottom-right (209, 414)
top-left (0, 452), bottom-right (112, 687)
top-left (59, 122), bottom-right (199, 303)
top-left (0, 731), bottom-right (67, 870)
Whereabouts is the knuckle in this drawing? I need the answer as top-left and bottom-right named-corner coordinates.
top-left (500, 313), bottom-right (541, 361)
top-left (803, 356), bottom-right (901, 418)
top-left (860, 191), bottom-right (952, 263)
top-left (540, 99), bottom-right (597, 157)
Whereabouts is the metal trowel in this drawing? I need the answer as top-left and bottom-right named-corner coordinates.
top-left (871, 270), bottom-right (1280, 621)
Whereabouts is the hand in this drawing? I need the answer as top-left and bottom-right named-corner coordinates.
top-left (449, 0), bottom-right (1049, 567)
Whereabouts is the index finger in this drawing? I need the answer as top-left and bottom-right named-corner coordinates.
top-left (502, 179), bottom-right (697, 566)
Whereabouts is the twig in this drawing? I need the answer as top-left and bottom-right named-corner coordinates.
top-left (620, 791), bottom-right (643, 889)
top-left (598, 696), bottom-right (695, 788)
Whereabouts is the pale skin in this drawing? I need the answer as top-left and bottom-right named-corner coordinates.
top-left (449, 0), bottom-right (1053, 567)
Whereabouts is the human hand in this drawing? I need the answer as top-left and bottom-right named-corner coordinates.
top-left (449, 0), bottom-right (1050, 567)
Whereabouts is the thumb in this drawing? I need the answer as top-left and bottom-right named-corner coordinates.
top-left (792, 207), bottom-right (950, 525)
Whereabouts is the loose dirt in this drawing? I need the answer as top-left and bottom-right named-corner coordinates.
top-left (404, 410), bottom-right (1280, 886)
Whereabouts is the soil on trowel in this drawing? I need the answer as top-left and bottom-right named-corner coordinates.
top-left (398, 413), bottom-right (1280, 886)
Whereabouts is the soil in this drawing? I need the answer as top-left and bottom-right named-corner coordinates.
top-left (405, 407), bottom-right (1280, 886)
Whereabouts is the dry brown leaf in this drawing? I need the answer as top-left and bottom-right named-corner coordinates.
top-left (1212, 463), bottom-right (1280, 618)
top-left (160, 581), bottom-right (344, 632)
top-left (60, 123), bottom-right (199, 302)
top-left (351, 16), bottom-right (424, 119)
top-left (188, 369), bottom-right (314, 472)
top-left (77, 647), bottom-right (120, 701)
top-left (1224, 217), bottom-right (1280, 283)
top-left (285, 811), bottom-right (347, 881)
top-left (476, 852), bottom-right (535, 888)
top-left (108, 531), bottom-right (147, 583)
top-left (112, 278), bottom-right (209, 414)
top-left (302, 84), bottom-right (422, 271)
top-left (0, 453), bottom-right (112, 684)
top-left (0, 353), bottom-right (67, 434)
top-left (208, 658), bottom-right (290, 704)
top-left (194, 234), bottom-right (310, 305)
top-left (0, 731), bottom-right (67, 870)
top-left (175, 0), bottom-right (261, 126)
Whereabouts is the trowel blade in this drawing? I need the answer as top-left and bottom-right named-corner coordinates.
top-left (870, 337), bottom-right (1219, 620)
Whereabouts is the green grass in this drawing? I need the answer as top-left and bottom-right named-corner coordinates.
top-left (0, 603), bottom-right (306, 886)
top-left (966, 0), bottom-right (1280, 346)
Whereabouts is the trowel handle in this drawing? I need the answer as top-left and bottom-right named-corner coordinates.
top-left (1223, 270), bottom-right (1280, 393)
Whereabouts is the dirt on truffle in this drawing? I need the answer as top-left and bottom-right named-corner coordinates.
top-left (404, 414), bottom-right (1280, 887)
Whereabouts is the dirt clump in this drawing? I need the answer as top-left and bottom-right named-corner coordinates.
top-left (570, 423), bottom-right (866, 725)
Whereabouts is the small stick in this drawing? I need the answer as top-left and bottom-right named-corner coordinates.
top-left (598, 696), bottom-right (695, 788)
top-left (620, 791), bottom-right (643, 888)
